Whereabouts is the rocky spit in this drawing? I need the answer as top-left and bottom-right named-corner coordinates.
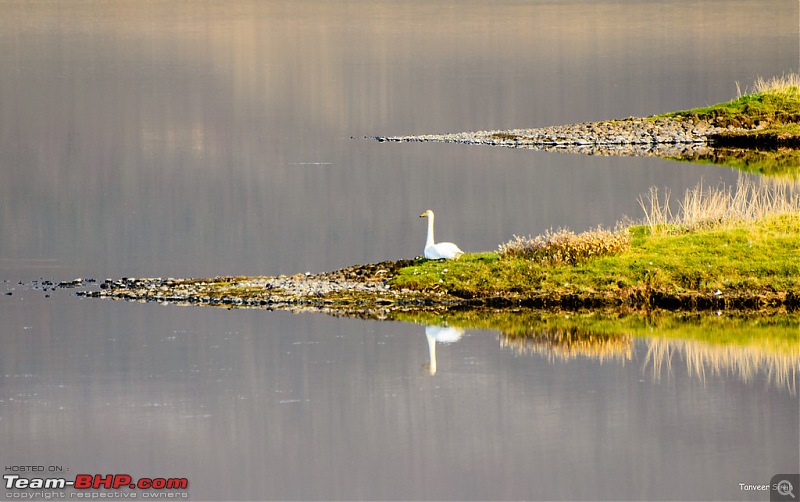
top-left (371, 117), bottom-right (751, 158)
top-left (75, 260), bottom-right (450, 316)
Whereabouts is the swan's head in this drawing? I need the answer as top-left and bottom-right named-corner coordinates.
top-left (420, 209), bottom-right (434, 219)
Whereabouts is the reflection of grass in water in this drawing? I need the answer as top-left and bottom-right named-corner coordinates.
top-left (394, 309), bottom-right (799, 392)
top-left (395, 309), bottom-right (799, 354)
top-left (665, 148), bottom-right (800, 179)
top-left (498, 326), bottom-right (632, 363)
top-left (644, 337), bottom-right (798, 395)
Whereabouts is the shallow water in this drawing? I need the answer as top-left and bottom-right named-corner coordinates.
top-left (1, 1), bottom-right (799, 500)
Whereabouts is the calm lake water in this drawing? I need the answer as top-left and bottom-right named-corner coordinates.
top-left (1, 1), bottom-right (798, 500)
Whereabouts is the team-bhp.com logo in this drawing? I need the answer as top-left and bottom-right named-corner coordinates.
top-left (5, 473), bottom-right (188, 498)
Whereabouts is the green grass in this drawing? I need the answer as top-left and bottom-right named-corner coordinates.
top-left (661, 90), bottom-right (800, 128)
top-left (658, 74), bottom-right (800, 128)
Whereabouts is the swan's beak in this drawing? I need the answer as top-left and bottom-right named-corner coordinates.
top-left (419, 212), bottom-right (426, 218)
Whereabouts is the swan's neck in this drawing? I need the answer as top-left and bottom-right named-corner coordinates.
top-left (425, 215), bottom-right (435, 249)
top-left (426, 334), bottom-right (437, 375)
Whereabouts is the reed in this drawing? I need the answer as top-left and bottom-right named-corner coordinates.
top-left (638, 177), bottom-right (800, 234)
top-left (501, 177), bottom-right (800, 258)
top-left (739, 72), bottom-right (800, 97)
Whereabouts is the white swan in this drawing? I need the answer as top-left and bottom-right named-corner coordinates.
top-left (419, 210), bottom-right (464, 260)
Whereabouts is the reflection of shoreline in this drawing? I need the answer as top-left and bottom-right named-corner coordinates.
top-left (644, 337), bottom-right (799, 395)
top-left (493, 317), bottom-right (798, 394)
top-left (499, 327), bottom-right (633, 363)
top-left (374, 122), bottom-right (800, 179)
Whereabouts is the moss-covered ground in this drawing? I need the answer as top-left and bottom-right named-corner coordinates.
top-left (661, 86), bottom-right (800, 132)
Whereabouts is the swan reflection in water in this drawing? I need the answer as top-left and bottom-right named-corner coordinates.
top-left (424, 325), bottom-right (464, 375)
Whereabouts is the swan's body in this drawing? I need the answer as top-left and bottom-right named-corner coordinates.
top-left (420, 210), bottom-right (463, 260)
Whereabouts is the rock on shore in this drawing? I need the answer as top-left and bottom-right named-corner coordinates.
top-left (371, 117), bottom-right (750, 158)
top-left (76, 260), bottom-right (446, 315)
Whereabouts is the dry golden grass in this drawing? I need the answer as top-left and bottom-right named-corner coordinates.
top-left (638, 176), bottom-right (800, 234)
top-left (498, 225), bottom-right (631, 264)
top-left (737, 72), bottom-right (800, 97)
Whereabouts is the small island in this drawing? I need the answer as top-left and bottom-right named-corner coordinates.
top-left (80, 76), bottom-right (800, 315)
top-left (374, 74), bottom-right (800, 178)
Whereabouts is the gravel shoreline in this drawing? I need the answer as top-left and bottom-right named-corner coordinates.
top-left (371, 117), bottom-right (751, 157)
top-left (76, 260), bottom-right (445, 314)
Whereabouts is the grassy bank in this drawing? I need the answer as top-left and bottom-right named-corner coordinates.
top-left (660, 74), bottom-right (800, 147)
top-left (391, 179), bottom-right (800, 310)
